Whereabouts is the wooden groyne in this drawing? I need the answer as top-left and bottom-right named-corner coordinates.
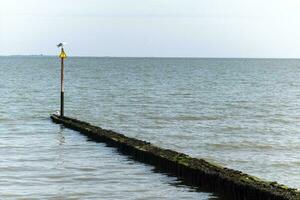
top-left (51, 114), bottom-right (300, 200)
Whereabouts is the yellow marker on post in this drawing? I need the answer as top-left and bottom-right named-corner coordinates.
top-left (57, 42), bottom-right (67, 117)
top-left (59, 48), bottom-right (67, 59)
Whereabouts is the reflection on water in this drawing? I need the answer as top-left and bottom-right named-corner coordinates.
top-left (0, 56), bottom-right (299, 199)
top-left (57, 126), bottom-right (65, 146)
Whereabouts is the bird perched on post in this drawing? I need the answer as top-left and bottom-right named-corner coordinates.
top-left (57, 42), bottom-right (67, 58)
top-left (57, 42), bottom-right (67, 48)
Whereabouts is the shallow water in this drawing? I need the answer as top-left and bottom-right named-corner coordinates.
top-left (0, 57), bottom-right (300, 198)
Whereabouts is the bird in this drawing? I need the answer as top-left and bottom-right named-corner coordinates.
top-left (54, 110), bottom-right (61, 116)
top-left (57, 42), bottom-right (67, 48)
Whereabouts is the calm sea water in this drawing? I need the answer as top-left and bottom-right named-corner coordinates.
top-left (1, 57), bottom-right (300, 198)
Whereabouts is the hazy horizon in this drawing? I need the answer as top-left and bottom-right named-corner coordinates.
top-left (1, 0), bottom-right (300, 58)
top-left (2, 55), bottom-right (300, 59)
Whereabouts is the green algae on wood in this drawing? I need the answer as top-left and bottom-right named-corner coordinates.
top-left (51, 114), bottom-right (300, 200)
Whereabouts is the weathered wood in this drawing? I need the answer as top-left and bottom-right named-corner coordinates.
top-left (51, 114), bottom-right (300, 200)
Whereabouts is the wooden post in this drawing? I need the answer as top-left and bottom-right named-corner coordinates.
top-left (58, 46), bottom-right (67, 117)
top-left (60, 49), bottom-right (64, 117)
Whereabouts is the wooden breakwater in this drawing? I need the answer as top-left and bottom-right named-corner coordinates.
top-left (51, 114), bottom-right (300, 200)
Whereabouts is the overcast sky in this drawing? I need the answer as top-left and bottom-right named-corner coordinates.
top-left (1, 0), bottom-right (300, 57)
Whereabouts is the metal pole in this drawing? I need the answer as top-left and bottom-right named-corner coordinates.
top-left (60, 48), bottom-right (64, 117)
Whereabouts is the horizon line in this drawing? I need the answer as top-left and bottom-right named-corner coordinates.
top-left (0, 54), bottom-right (300, 60)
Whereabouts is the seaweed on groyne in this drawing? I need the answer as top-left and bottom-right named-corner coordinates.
top-left (51, 114), bottom-right (300, 200)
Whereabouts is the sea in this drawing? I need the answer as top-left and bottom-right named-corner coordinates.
top-left (0, 56), bottom-right (299, 199)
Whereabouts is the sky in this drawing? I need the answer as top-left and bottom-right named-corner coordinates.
top-left (0, 0), bottom-right (300, 57)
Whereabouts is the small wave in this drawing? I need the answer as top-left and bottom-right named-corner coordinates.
top-left (0, 118), bottom-right (11, 122)
top-left (175, 115), bottom-right (222, 121)
top-left (267, 117), bottom-right (294, 124)
top-left (144, 115), bottom-right (222, 121)
top-left (208, 142), bottom-right (274, 151)
top-left (270, 163), bottom-right (292, 168)
top-left (222, 126), bottom-right (244, 131)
